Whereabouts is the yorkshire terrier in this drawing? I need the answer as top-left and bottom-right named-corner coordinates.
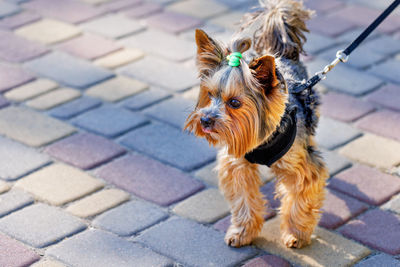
top-left (185, 0), bottom-right (328, 248)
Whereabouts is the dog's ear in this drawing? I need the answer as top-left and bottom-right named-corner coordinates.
top-left (195, 29), bottom-right (224, 77)
top-left (249, 55), bottom-right (280, 93)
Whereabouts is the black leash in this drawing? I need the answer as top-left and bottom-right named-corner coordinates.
top-left (293, 0), bottom-right (400, 94)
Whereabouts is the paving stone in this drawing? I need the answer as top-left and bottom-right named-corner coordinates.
top-left (47, 229), bottom-right (173, 267)
top-left (86, 75), bottom-right (148, 102)
top-left (93, 200), bottom-right (168, 236)
top-left (253, 217), bottom-right (370, 267)
top-left (382, 194), bottom-right (400, 214)
top-left (122, 87), bottom-right (171, 110)
top-left (143, 96), bottom-right (194, 129)
top-left (26, 88), bottom-right (81, 110)
top-left (0, 30), bottom-right (48, 63)
top-left (99, 0), bottom-right (143, 12)
top-left (167, 0), bottom-right (228, 19)
top-left (120, 56), bottom-right (198, 91)
top-left (320, 92), bottom-right (375, 122)
top-left (0, 1), bottom-right (20, 18)
top-left (0, 181), bottom-right (10, 193)
top-left (94, 48), bottom-right (144, 69)
top-left (80, 14), bottom-right (144, 39)
top-left (321, 149), bottom-right (351, 176)
top-left (0, 11), bottom-right (41, 29)
top-left (0, 106), bottom-right (76, 147)
top-left (66, 189), bottom-right (130, 218)
top-left (0, 136), bottom-right (50, 181)
top-left (209, 11), bottom-right (244, 31)
top-left (15, 163), bottom-right (104, 205)
top-left (4, 78), bottom-right (58, 102)
top-left (316, 117), bottom-right (361, 150)
top-left (339, 209), bottom-right (400, 255)
top-left (329, 165), bottom-right (400, 205)
top-left (304, 32), bottom-right (336, 54)
top-left (369, 60), bottom-right (400, 85)
top-left (0, 203), bottom-right (86, 248)
top-left (0, 63), bottom-right (35, 92)
top-left (119, 29), bottom-right (195, 62)
top-left (173, 188), bottom-right (229, 223)
top-left (307, 15), bottom-right (357, 37)
top-left (124, 2), bottom-right (163, 19)
top-left (304, 0), bottom-right (344, 14)
top-left (361, 35), bottom-right (400, 55)
top-left (136, 217), bottom-right (257, 267)
top-left (0, 232), bottom-right (40, 267)
top-left (23, 0), bottom-right (104, 23)
top-left (45, 132), bottom-right (125, 169)
top-left (72, 105), bottom-right (148, 137)
top-left (366, 84), bottom-right (400, 112)
top-left (49, 96), bottom-right (101, 119)
top-left (335, 27), bottom-right (380, 44)
top-left (355, 254), bottom-right (400, 267)
top-left (0, 96), bottom-right (9, 109)
top-left (0, 189), bottom-right (33, 217)
top-left (242, 255), bottom-right (291, 267)
top-left (146, 11), bottom-right (203, 34)
top-left (56, 33), bottom-right (122, 60)
top-left (356, 109), bottom-right (400, 142)
top-left (31, 259), bottom-right (67, 267)
top-left (15, 19), bottom-right (81, 44)
top-left (120, 122), bottom-right (216, 171)
top-left (260, 181), bottom-right (281, 211)
top-left (339, 134), bottom-right (400, 169)
top-left (319, 189), bottom-right (368, 229)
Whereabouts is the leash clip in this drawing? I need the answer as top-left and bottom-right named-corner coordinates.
top-left (318, 49), bottom-right (350, 77)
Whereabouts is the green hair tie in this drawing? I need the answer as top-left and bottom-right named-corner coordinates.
top-left (227, 52), bottom-right (242, 67)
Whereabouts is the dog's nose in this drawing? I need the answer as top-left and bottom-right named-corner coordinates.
top-left (200, 116), bottom-right (214, 128)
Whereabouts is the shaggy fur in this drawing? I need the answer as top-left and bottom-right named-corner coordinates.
top-left (184, 0), bottom-right (328, 248)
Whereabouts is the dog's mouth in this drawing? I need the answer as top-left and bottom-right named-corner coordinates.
top-left (201, 126), bottom-right (214, 134)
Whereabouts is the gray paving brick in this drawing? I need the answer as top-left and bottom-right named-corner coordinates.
top-left (0, 203), bottom-right (86, 248)
top-left (382, 194), bottom-right (400, 214)
top-left (0, 1), bottom-right (20, 18)
top-left (368, 60), bottom-right (400, 85)
top-left (0, 189), bottom-right (33, 217)
top-left (361, 35), bottom-right (400, 55)
top-left (0, 63), bottom-right (35, 92)
top-left (0, 10), bottom-right (41, 30)
top-left (47, 229), bottom-right (173, 267)
top-left (122, 87), bottom-right (171, 110)
top-left (304, 32), bottom-right (336, 54)
top-left (355, 253), bottom-right (400, 267)
top-left (120, 122), bottom-right (216, 171)
top-left (25, 52), bottom-right (114, 89)
top-left (136, 217), bottom-right (257, 267)
top-left (321, 149), bottom-right (351, 176)
top-left (93, 200), bottom-right (168, 236)
top-left (49, 96), bottom-right (102, 119)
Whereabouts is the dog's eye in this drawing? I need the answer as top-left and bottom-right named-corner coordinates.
top-left (228, 98), bottom-right (241, 109)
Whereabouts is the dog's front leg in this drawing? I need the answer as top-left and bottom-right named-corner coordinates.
top-left (217, 149), bottom-right (266, 247)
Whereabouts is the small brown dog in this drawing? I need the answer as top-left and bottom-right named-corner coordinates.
top-left (185, 0), bottom-right (328, 248)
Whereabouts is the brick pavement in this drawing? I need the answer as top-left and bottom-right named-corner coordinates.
top-left (0, 0), bottom-right (399, 266)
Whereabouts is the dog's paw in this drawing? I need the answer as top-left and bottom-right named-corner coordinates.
top-left (224, 225), bottom-right (254, 248)
top-left (282, 232), bottom-right (310, 249)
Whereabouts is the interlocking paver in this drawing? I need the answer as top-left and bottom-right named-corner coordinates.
top-left (136, 217), bottom-right (257, 267)
top-left (0, 30), bottom-right (48, 63)
top-left (95, 154), bottom-right (204, 206)
top-left (253, 217), bottom-right (370, 267)
top-left (15, 163), bottom-right (104, 205)
top-left (0, 1), bottom-right (20, 18)
top-left (124, 2), bottom-right (163, 19)
top-left (356, 109), bottom-right (400, 142)
top-left (94, 48), bottom-right (144, 69)
top-left (329, 165), bottom-right (400, 205)
top-left (366, 84), bottom-right (400, 112)
top-left (25, 52), bottom-right (114, 89)
top-left (167, 0), bottom-right (228, 19)
top-left (208, 11), bottom-right (244, 30)
top-left (368, 60), bottom-right (400, 84)
top-left (45, 133), bottom-right (125, 169)
top-left (71, 105), bottom-right (148, 137)
top-left (86, 75), bottom-right (148, 102)
top-left (4, 78), bottom-right (57, 102)
top-left (361, 35), bottom-right (400, 55)
top-left (242, 255), bottom-right (291, 267)
top-left (339, 209), bottom-right (400, 255)
top-left (31, 259), bottom-right (67, 267)
top-left (120, 122), bottom-right (216, 171)
top-left (122, 87), bottom-right (171, 110)
top-left (321, 149), bottom-right (351, 176)
top-left (0, 106), bottom-right (76, 147)
top-left (355, 254), bottom-right (400, 267)
top-left (0, 10), bottom-right (41, 29)
top-left (0, 233), bottom-right (40, 267)
top-left (146, 11), bottom-right (203, 34)
top-left (80, 14), bottom-right (144, 39)
top-left (307, 15), bottom-right (357, 37)
top-left (93, 200), bottom-right (168, 236)
top-left (0, 136), bottom-right (50, 181)
top-left (0, 189), bottom-right (33, 217)
top-left (0, 203), bottom-right (86, 248)
top-left (304, 32), bottom-right (336, 54)
top-left (99, 0), bottom-right (143, 12)
top-left (382, 194), bottom-right (400, 214)
top-left (319, 189), bottom-right (368, 229)
top-left (173, 188), bottom-right (230, 223)
top-left (305, 0), bottom-right (344, 14)
top-left (0, 96), bottom-right (8, 109)
top-left (66, 189), bottom-right (130, 218)
top-left (47, 229), bottom-right (173, 267)
top-left (0, 63), bottom-right (35, 92)
top-left (15, 19), bottom-right (81, 44)
top-left (26, 88), bottom-right (81, 110)
top-left (49, 96), bottom-right (101, 119)
top-left (56, 34), bottom-right (122, 60)
top-left (316, 117), bottom-right (361, 149)
top-left (339, 134), bottom-right (400, 169)
top-left (0, 181), bottom-right (10, 194)
top-left (23, 0), bottom-right (104, 23)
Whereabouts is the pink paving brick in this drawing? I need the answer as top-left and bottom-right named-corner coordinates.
top-left (319, 189), bottom-right (368, 229)
top-left (100, 0), bottom-right (143, 12)
top-left (366, 84), bottom-right (400, 112)
top-left (0, 64), bottom-right (35, 92)
top-left (308, 15), bottom-right (357, 37)
top-left (56, 34), bottom-right (122, 60)
top-left (320, 92), bottom-right (375, 122)
top-left (23, 0), bottom-right (105, 24)
top-left (242, 255), bottom-right (290, 267)
top-left (355, 109), bottom-right (400, 142)
top-left (339, 209), bottom-right (400, 255)
top-left (0, 11), bottom-right (41, 30)
top-left (146, 11), bottom-right (203, 34)
top-left (94, 154), bottom-right (204, 206)
top-left (0, 233), bottom-right (40, 266)
top-left (44, 132), bottom-right (126, 170)
top-left (328, 165), bottom-right (400, 205)
top-left (305, 0), bottom-right (344, 14)
top-left (0, 30), bottom-right (48, 63)
top-left (124, 3), bottom-right (163, 19)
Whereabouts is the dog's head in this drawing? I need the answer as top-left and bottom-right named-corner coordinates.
top-left (184, 29), bottom-right (288, 157)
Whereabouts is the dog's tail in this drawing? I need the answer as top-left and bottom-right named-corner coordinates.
top-left (240, 0), bottom-right (313, 61)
